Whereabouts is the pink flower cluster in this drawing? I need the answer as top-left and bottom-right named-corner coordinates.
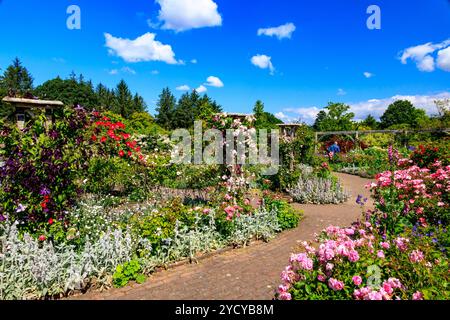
top-left (369, 162), bottom-right (450, 224)
top-left (409, 250), bottom-right (424, 263)
top-left (275, 223), bottom-right (436, 301)
top-left (224, 205), bottom-right (243, 220)
top-left (354, 278), bottom-right (403, 300)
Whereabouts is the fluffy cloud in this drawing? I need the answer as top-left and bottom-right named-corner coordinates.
top-left (363, 72), bottom-right (374, 78)
top-left (176, 85), bottom-right (190, 91)
top-left (104, 32), bottom-right (180, 64)
top-left (195, 85), bottom-right (207, 93)
top-left (204, 76), bottom-right (224, 87)
top-left (257, 22), bottom-right (296, 40)
top-left (109, 69), bottom-right (118, 75)
top-left (151, 70), bottom-right (160, 75)
top-left (191, 59), bottom-right (198, 64)
top-left (437, 47), bottom-right (450, 71)
top-left (399, 39), bottom-right (450, 72)
top-left (157, 0), bottom-right (222, 32)
top-left (251, 54), bottom-right (275, 75)
top-left (279, 92), bottom-right (450, 124)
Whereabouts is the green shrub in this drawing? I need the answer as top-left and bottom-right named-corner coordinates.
top-left (113, 260), bottom-right (146, 288)
top-left (265, 198), bottom-right (302, 230)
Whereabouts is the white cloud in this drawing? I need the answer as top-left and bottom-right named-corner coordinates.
top-left (348, 92), bottom-right (450, 121)
top-left (275, 112), bottom-right (287, 119)
top-left (176, 85), bottom-right (190, 91)
top-left (104, 32), bottom-right (180, 64)
top-left (191, 59), bottom-right (198, 64)
top-left (147, 18), bottom-right (161, 29)
top-left (204, 76), bottom-right (224, 87)
top-left (437, 47), bottom-right (450, 72)
top-left (251, 54), bottom-right (275, 75)
top-left (283, 106), bottom-right (322, 124)
top-left (108, 67), bottom-right (136, 75)
top-left (399, 39), bottom-right (450, 72)
top-left (279, 92), bottom-right (450, 124)
top-left (121, 66), bottom-right (136, 75)
top-left (151, 70), bottom-right (160, 75)
top-left (195, 85), bottom-right (208, 93)
top-left (337, 88), bottom-right (347, 96)
top-left (257, 22), bottom-right (296, 40)
top-left (363, 72), bottom-right (374, 78)
top-left (157, 0), bottom-right (222, 32)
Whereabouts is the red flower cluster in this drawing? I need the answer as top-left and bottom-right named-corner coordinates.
top-left (91, 113), bottom-right (145, 163)
top-left (41, 195), bottom-right (50, 209)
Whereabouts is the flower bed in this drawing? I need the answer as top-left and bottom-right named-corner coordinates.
top-left (276, 149), bottom-right (450, 300)
top-left (0, 194), bottom-right (302, 299)
top-left (276, 224), bottom-right (449, 300)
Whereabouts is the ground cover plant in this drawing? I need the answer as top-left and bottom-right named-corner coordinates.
top-left (287, 164), bottom-right (349, 204)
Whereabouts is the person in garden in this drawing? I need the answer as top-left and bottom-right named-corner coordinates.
top-left (327, 141), bottom-right (341, 160)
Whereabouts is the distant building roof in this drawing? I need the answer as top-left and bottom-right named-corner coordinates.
top-left (2, 97), bottom-right (64, 107)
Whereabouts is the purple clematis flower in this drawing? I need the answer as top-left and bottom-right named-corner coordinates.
top-left (16, 204), bottom-right (26, 213)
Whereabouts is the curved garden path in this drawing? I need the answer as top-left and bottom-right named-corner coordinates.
top-left (75, 173), bottom-right (373, 300)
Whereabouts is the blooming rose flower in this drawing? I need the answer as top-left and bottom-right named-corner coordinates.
top-left (328, 278), bottom-right (344, 291)
top-left (317, 274), bottom-right (326, 282)
top-left (409, 250), bottom-right (424, 263)
top-left (352, 276), bottom-right (362, 286)
top-left (412, 291), bottom-right (424, 300)
top-left (348, 250), bottom-right (360, 262)
top-left (380, 242), bottom-right (390, 249)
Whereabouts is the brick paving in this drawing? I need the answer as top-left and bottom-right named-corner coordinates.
top-left (73, 173), bottom-right (373, 300)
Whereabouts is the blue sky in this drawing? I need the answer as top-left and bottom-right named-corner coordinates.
top-left (0, 0), bottom-right (449, 123)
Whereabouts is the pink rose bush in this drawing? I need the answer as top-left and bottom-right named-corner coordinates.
top-left (368, 161), bottom-right (450, 233)
top-left (276, 223), bottom-right (449, 300)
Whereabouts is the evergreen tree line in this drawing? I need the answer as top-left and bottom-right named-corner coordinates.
top-left (0, 58), bottom-right (146, 119)
top-left (155, 87), bottom-right (223, 130)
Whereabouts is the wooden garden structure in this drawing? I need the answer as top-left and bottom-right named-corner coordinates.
top-left (314, 128), bottom-right (450, 153)
top-left (1, 97), bottom-right (64, 129)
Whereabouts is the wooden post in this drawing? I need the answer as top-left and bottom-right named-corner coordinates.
top-left (314, 132), bottom-right (318, 154)
top-left (355, 131), bottom-right (359, 149)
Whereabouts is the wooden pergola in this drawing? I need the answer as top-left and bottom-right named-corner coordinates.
top-left (2, 97), bottom-right (64, 129)
top-left (314, 128), bottom-right (450, 152)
